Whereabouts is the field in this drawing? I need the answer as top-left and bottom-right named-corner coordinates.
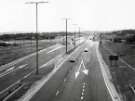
top-left (99, 40), bottom-right (135, 101)
top-left (0, 40), bottom-right (56, 66)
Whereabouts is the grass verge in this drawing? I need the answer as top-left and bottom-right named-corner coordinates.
top-left (99, 40), bottom-right (135, 101)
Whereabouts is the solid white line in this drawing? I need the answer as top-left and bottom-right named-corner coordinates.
top-left (96, 43), bottom-right (121, 101)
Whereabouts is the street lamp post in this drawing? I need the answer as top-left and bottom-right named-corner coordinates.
top-left (63, 18), bottom-right (70, 54)
top-left (66, 19), bottom-right (68, 53)
top-left (26, 1), bottom-right (48, 75)
top-left (78, 27), bottom-right (80, 43)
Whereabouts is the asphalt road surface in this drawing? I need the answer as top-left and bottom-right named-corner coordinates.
top-left (0, 43), bottom-right (65, 94)
top-left (25, 40), bottom-right (113, 101)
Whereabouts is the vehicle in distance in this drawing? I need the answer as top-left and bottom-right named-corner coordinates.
top-left (84, 48), bottom-right (88, 52)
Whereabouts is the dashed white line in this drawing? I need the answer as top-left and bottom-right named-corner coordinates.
top-left (18, 64), bottom-right (28, 69)
top-left (81, 92), bottom-right (84, 96)
top-left (82, 88), bottom-right (85, 92)
top-left (0, 64), bottom-right (28, 78)
top-left (81, 96), bottom-right (84, 100)
top-left (47, 46), bottom-right (64, 54)
top-left (64, 78), bottom-right (66, 82)
top-left (19, 44), bottom-right (83, 101)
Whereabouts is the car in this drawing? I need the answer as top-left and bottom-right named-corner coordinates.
top-left (84, 48), bottom-right (88, 52)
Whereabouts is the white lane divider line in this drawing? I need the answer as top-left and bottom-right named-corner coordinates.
top-left (82, 92), bottom-right (84, 96)
top-left (0, 67), bottom-right (15, 78)
top-left (18, 64), bottom-right (28, 69)
top-left (19, 43), bottom-right (83, 101)
top-left (56, 90), bottom-right (60, 96)
top-left (47, 46), bottom-right (64, 54)
top-left (82, 88), bottom-right (85, 92)
top-left (39, 54), bottom-right (62, 69)
top-left (81, 82), bottom-right (86, 100)
top-left (96, 43), bottom-right (121, 101)
top-left (81, 96), bottom-right (84, 100)
top-left (64, 78), bottom-right (66, 82)
top-left (6, 66), bottom-right (15, 72)
top-left (0, 44), bottom-right (59, 72)
top-left (83, 85), bottom-right (85, 89)
top-left (0, 64), bottom-right (28, 78)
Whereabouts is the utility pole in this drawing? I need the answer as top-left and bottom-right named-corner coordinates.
top-left (26, 1), bottom-right (48, 75)
top-left (79, 27), bottom-right (80, 43)
top-left (66, 19), bottom-right (68, 53)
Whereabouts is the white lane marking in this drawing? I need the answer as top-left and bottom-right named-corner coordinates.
top-left (56, 90), bottom-right (60, 96)
top-left (82, 59), bottom-right (89, 75)
top-left (75, 59), bottom-right (88, 79)
top-left (0, 44), bottom-right (60, 72)
top-left (39, 54), bottom-right (62, 69)
top-left (129, 85), bottom-right (135, 94)
top-left (0, 79), bottom-right (21, 95)
top-left (18, 64), bottom-right (28, 69)
top-left (64, 78), bottom-right (66, 82)
top-left (96, 43), bottom-right (121, 101)
top-left (82, 92), bottom-right (84, 96)
top-left (83, 85), bottom-right (85, 89)
top-left (81, 96), bottom-right (84, 100)
top-left (19, 43), bottom-right (83, 101)
top-left (0, 55), bottom-right (60, 96)
top-left (0, 64), bottom-right (28, 78)
top-left (6, 66), bottom-right (15, 72)
top-left (3, 83), bottom-right (25, 101)
top-left (47, 46), bottom-right (64, 54)
top-left (23, 72), bottom-right (33, 79)
top-left (82, 88), bottom-right (85, 92)
top-left (75, 60), bottom-right (82, 79)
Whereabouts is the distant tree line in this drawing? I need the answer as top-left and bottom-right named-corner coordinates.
top-left (0, 32), bottom-right (74, 41)
top-left (100, 29), bottom-right (135, 43)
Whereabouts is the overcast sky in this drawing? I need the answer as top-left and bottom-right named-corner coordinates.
top-left (0, 0), bottom-right (135, 32)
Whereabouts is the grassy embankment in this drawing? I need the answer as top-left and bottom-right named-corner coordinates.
top-left (99, 40), bottom-right (135, 101)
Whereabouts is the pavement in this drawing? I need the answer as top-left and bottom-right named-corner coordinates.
top-left (19, 40), bottom-right (120, 101)
top-left (0, 43), bottom-right (65, 95)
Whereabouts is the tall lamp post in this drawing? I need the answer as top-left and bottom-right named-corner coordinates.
top-left (26, 1), bottom-right (48, 75)
top-left (63, 18), bottom-right (70, 54)
top-left (78, 27), bottom-right (80, 43)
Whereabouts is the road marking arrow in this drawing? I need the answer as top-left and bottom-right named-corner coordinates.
top-left (75, 59), bottom-right (88, 79)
